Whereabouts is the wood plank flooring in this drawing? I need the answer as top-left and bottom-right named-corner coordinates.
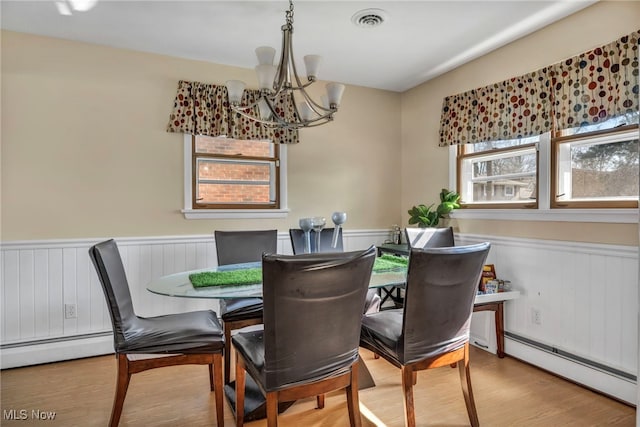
top-left (1, 347), bottom-right (634, 426)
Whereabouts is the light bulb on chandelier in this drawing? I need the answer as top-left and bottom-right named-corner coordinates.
top-left (225, 0), bottom-right (345, 131)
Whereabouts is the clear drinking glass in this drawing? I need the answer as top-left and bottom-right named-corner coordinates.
top-left (331, 212), bottom-right (347, 248)
top-left (310, 217), bottom-right (326, 252)
top-left (299, 218), bottom-right (314, 253)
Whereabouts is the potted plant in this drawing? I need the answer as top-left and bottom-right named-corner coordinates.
top-left (407, 189), bottom-right (460, 228)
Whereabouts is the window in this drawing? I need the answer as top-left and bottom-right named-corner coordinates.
top-left (182, 135), bottom-right (288, 219)
top-left (453, 122), bottom-right (639, 216)
top-left (457, 135), bottom-right (539, 208)
top-left (552, 125), bottom-right (639, 208)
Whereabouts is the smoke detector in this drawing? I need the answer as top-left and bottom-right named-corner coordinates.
top-left (351, 9), bottom-right (389, 28)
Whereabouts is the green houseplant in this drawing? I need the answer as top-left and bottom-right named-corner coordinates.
top-left (407, 189), bottom-right (461, 228)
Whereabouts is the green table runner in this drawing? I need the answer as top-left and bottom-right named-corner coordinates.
top-left (189, 254), bottom-right (408, 288)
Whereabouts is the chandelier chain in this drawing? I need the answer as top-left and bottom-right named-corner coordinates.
top-left (286, 0), bottom-right (294, 26)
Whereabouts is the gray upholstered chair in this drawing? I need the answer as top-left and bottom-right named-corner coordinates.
top-left (214, 229), bottom-right (277, 383)
top-left (289, 227), bottom-right (343, 253)
top-left (233, 246), bottom-right (377, 427)
top-left (384, 226), bottom-right (456, 308)
top-left (289, 228), bottom-right (381, 314)
top-left (89, 239), bottom-right (225, 427)
top-left (404, 226), bottom-right (455, 248)
top-left (360, 243), bottom-right (490, 427)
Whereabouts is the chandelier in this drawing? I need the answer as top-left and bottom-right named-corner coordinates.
top-left (225, 0), bottom-right (345, 130)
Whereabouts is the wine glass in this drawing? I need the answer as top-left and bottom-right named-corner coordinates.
top-left (299, 218), bottom-right (313, 253)
top-left (331, 211), bottom-right (347, 248)
top-left (310, 217), bottom-right (326, 252)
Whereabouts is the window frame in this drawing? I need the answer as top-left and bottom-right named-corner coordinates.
top-left (550, 124), bottom-right (639, 210)
top-left (450, 128), bottom-right (639, 224)
top-left (456, 140), bottom-right (539, 210)
top-left (182, 134), bottom-right (289, 219)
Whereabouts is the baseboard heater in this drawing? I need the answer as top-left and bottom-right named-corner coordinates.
top-left (1, 331), bottom-right (113, 350)
top-left (505, 331), bottom-right (635, 382)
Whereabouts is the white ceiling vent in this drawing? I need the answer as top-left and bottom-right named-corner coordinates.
top-left (351, 9), bottom-right (389, 28)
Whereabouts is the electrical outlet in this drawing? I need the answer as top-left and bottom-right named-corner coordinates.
top-left (532, 308), bottom-right (541, 325)
top-left (65, 303), bottom-right (77, 319)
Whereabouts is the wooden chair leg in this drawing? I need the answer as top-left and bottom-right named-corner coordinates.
top-left (458, 344), bottom-right (479, 427)
top-left (209, 364), bottom-right (215, 391)
top-left (224, 325), bottom-right (233, 384)
top-left (235, 353), bottom-right (246, 427)
top-left (316, 394), bottom-right (325, 409)
top-left (110, 354), bottom-right (131, 427)
top-left (266, 392), bottom-right (279, 427)
top-left (345, 366), bottom-right (362, 427)
top-left (401, 365), bottom-right (416, 427)
top-left (212, 354), bottom-right (224, 427)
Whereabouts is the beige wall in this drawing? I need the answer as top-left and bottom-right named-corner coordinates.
top-left (401, 1), bottom-right (640, 246)
top-left (1, 31), bottom-right (401, 240)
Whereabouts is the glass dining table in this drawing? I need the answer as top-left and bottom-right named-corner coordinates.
top-left (146, 259), bottom-right (408, 421)
top-left (146, 261), bottom-right (408, 300)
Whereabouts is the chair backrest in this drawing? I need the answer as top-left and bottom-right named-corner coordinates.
top-left (261, 246), bottom-right (376, 390)
top-left (405, 226), bottom-right (455, 249)
top-left (214, 230), bottom-right (278, 266)
top-left (88, 239), bottom-right (135, 352)
top-left (289, 228), bottom-right (343, 254)
top-left (400, 242), bottom-right (490, 364)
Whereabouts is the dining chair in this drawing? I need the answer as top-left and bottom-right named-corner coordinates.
top-left (383, 226), bottom-right (456, 309)
top-left (404, 226), bottom-right (455, 248)
top-left (289, 227), bottom-right (381, 314)
top-left (233, 246), bottom-right (377, 427)
top-left (214, 229), bottom-right (277, 384)
top-left (289, 227), bottom-right (343, 253)
top-left (89, 239), bottom-right (225, 427)
top-left (359, 243), bottom-right (491, 427)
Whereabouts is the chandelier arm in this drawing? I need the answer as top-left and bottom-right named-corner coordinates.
top-left (295, 87), bottom-right (334, 115)
top-left (231, 103), bottom-right (334, 130)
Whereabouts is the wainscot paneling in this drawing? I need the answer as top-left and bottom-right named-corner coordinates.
top-left (458, 233), bottom-right (638, 405)
top-left (0, 231), bottom-right (389, 369)
top-left (1, 231), bottom-right (637, 405)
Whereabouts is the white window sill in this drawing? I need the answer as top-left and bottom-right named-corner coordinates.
top-left (450, 208), bottom-right (638, 224)
top-left (182, 208), bottom-right (290, 220)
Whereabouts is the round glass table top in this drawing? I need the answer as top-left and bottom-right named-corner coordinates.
top-left (146, 261), bottom-right (407, 300)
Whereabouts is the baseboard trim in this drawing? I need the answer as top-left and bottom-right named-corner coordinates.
top-left (1, 334), bottom-right (114, 369)
top-left (505, 336), bottom-right (636, 405)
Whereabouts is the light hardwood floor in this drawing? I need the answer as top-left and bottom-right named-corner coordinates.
top-left (1, 347), bottom-right (634, 426)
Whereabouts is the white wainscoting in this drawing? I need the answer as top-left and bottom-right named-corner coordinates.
top-left (1, 231), bottom-right (637, 404)
top-left (0, 230), bottom-right (389, 369)
top-left (458, 234), bottom-right (638, 404)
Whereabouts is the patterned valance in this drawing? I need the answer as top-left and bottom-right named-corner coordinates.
top-left (439, 30), bottom-right (639, 146)
top-left (549, 31), bottom-right (639, 131)
top-left (166, 80), bottom-right (299, 144)
top-left (439, 68), bottom-right (551, 146)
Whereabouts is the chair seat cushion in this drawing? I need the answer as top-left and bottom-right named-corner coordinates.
top-left (364, 290), bottom-right (381, 315)
top-left (120, 309), bottom-right (224, 354)
top-left (360, 309), bottom-right (403, 364)
top-left (220, 298), bottom-right (263, 322)
top-left (232, 329), bottom-right (266, 385)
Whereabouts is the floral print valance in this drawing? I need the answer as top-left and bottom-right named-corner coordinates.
top-left (439, 30), bottom-right (639, 146)
top-left (166, 80), bottom-right (299, 144)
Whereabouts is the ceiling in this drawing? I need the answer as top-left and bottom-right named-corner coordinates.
top-left (0, 0), bottom-right (597, 92)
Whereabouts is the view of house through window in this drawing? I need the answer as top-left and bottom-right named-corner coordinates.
top-left (458, 136), bottom-right (539, 207)
top-left (193, 135), bottom-right (280, 209)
